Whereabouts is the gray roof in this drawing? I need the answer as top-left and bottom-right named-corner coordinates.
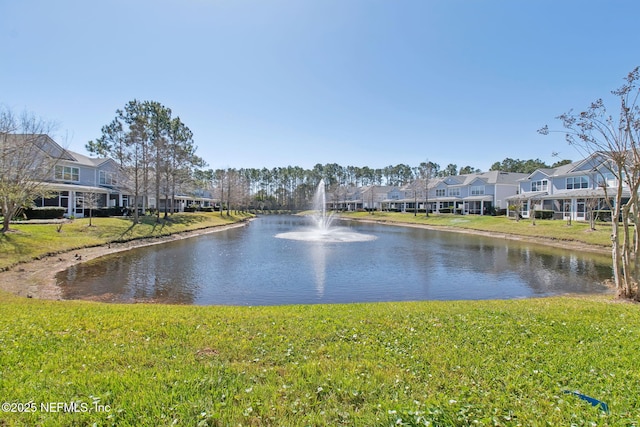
top-left (506, 191), bottom-right (548, 200)
top-left (521, 153), bottom-right (615, 181)
top-left (429, 171), bottom-right (528, 188)
top-left (3, 134), bottom-right (114, 167)
top-left (3, 134), bottom-right (76, 161)
top-left (65, 150), bottom-right (112, 167)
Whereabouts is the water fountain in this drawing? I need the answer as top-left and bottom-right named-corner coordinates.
top-left (275, 179), bottom-right (376, 243)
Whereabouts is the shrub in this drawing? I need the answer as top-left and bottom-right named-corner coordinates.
top-left (93, 207), bottom-right (127, 217)
top-left (533, 210), bottom-right (554, 220)
top-left (593, 210), bottom-right (612, 222)
top-left (23, 207), bottom-right (66, 219)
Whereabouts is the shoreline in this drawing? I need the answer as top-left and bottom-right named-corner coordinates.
top-left (0, 221), bottom-right (250, 300)
top-left (340, 216), bottom-right (612, 256)
top-left (1, 216), bottom-right (612, 301)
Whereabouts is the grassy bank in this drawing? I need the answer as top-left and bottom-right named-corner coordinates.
top-left (0, 212), bottom-right (252, 270)
top-left (0, 295), bottom-right (637, 426)
top-left (339, 211), bottom-right (613, 248)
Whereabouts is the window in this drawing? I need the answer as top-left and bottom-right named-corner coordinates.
top-left (470, 186), bottom-right (485, 195)
top-left (99, 171), bottom-right (117, 186)
top-left (435, 189), bottom-right (445, 197)
top-left (54, 165), bottom-right (79, 182)
top-left (596, 172), bottom-right (617, 188)
top-left (531, 179), bottom-right (548, 192)
top-left (448, 188), bottom-right (460, 197)
top-left (566, 176), bottom-right (589, 189)
top-left (576, 198), bottom-right (586, 218)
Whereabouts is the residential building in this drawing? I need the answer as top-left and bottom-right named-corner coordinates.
top-left (385, 171), bottom-right (527, 215)
top-left (326, 186), bottom-right (396, 211)
top-left (27, 135), bottom-right (130, 218)
top-left (24, 135), bottom-right (214, 217)
top-left (507, 153), bottom-right (626, 221)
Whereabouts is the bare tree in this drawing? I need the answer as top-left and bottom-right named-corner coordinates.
top-left (585, 193), bottom-right (601, 231)
top-left (419, 160), bottom-right (436, 217)
top-left (529, 196), bottom-right (539, 226)
top-left (509, 198), bottom-right (523, 222)
top-left (0, 107), bottom-right (59, 233)
top-left (540, 66), bottom-right (640, 298)
top-left (79, 191), bottom-right (101, 227)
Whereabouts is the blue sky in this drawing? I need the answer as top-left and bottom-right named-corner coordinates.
top-left (1, 0), bottom-right (639, 171)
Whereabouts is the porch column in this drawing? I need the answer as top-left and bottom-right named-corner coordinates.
top-left (68, 191), bottom-right (75, 217)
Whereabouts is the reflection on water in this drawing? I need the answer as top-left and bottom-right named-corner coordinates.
top-left (56, 215), bottom-right (613, 305)
top-left (309, 243), bottom-right (327, 298)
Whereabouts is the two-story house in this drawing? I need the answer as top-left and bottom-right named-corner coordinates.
top-left (29, 135), bottom-right (130, 217)
top-left (507, 153), bottom-right (628, 221)
top-left (326, 186), bottom-right (397, 211)
top-left (27, 135), bottom-right (217, 216)
top-left (387, 171), bottom-right (527, 215)
top-left (430, 171), bottom-right (528, 215)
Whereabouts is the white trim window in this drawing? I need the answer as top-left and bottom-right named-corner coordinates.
top-left (576, 198), bottom-right (586, 218)
top-left (470, 185), bottom-right (485, 195)
top-left (435, 189), bottom-right (445, 197)
top-left (531, 179), bottom-right (548, 192)
top-left (566, 176), bottom-right (589, 189)
top-left (448, 188), bottom-right (460, 197)
top-left (55, 165), bottom-right (79, 182)
top-left (596, 172), bottom-right (617, 188)
top-left (99, 171), bottom-right (117, 186)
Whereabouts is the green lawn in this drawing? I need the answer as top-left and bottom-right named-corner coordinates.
top-left (0, 212), bottom-right (252, 270)
top-left (0, 295), bottom-right (637, 426)
top-left (340, 211), bottom-right (614, 248)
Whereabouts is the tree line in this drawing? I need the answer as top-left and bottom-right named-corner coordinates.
top-left (189, 156), bottom-right (575, 213)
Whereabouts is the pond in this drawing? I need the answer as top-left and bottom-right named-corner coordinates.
top-left (56, 215), bottom-right (613, 305)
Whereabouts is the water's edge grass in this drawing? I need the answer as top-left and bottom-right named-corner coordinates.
top-left (338, 211), bottom-right (613, 250)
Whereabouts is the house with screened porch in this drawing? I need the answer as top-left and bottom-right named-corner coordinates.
top-left (506, 152), bottom-right (629, 221)
top-left (383, 171), bottom-right (527, 214)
